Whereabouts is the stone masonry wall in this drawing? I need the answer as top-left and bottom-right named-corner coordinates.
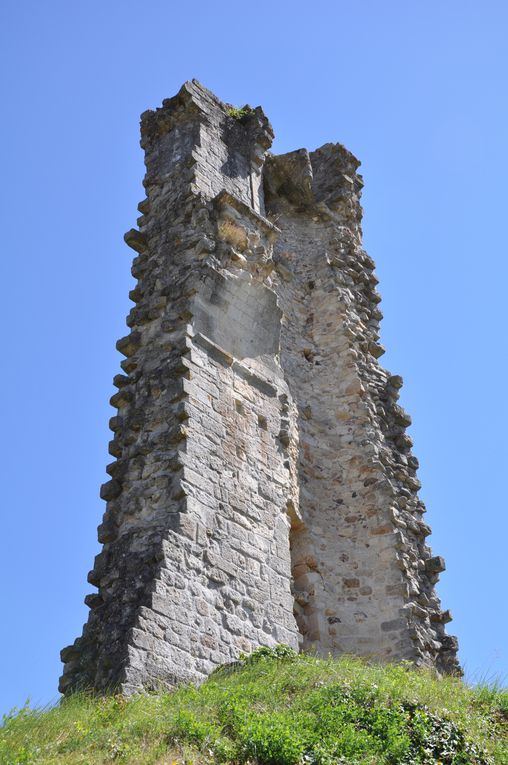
top-left (265, 146), bottom-right (458, 671)
top-left (60, 81), bottom-right (459, 695)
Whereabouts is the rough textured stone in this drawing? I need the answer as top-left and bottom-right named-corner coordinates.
top-left (59, 80), bottom-right (460, 696)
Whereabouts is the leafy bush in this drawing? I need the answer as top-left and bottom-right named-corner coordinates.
top-left (242, 643), bottom-right (297, 663)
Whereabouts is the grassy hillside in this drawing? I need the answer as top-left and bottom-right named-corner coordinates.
top-left (1, 647), bottom-right (507, 764)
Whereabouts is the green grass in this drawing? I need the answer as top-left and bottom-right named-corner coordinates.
top-left (2, 647), bottom-right (507, 764)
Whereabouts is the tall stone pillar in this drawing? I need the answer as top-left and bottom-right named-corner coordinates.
top-left (60, 81), bottom-right (459, 695)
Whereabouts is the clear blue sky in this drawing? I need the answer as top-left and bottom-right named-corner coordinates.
top-left (1, 0), bottom-right (507, 716)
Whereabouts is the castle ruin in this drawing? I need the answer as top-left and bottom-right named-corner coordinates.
top-left (60, 81), bottom-right (460, 695)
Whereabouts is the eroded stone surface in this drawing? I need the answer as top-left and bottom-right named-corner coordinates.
top-left (59, 80), bottom-right (460, 695)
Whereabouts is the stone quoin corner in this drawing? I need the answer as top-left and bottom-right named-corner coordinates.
top-left (60, 80), bottom-right (460, 695)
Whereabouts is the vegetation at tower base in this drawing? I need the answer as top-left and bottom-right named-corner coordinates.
top-left (3, 652), bottom-right (508, 765)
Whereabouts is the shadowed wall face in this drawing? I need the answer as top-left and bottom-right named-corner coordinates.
top-left (192, 271), bottom-right (281, 360)
top-left (59, 81), bottom-right (460, 696)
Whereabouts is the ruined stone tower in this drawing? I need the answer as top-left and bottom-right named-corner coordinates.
top-left (60, 81), bottom-right (460, 695)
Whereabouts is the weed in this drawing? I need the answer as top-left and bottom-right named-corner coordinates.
top-left (226, 105), bottom-right (253, 120)
top-left (217, 218), bottom-right (248, 251)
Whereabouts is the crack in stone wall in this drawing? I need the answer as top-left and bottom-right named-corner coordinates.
top-left (59, 80), bottom-right (460, 695)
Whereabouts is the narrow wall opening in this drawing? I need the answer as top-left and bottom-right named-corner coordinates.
top-left (288, 503), bottom-right (320, 652)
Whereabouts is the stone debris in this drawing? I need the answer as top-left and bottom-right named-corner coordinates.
top-left (59, 80), bottom-right (460, 696)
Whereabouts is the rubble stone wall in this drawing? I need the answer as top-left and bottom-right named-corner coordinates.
top-left (60, 80), bottom-right (459, 695)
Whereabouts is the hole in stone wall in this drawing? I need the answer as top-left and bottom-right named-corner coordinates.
top-left (257, 414), bottom-right (267, 430)
top-left (235, 399), bottom-right (246, 415)
top-left (287, 501), bottom-right (319, 650)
